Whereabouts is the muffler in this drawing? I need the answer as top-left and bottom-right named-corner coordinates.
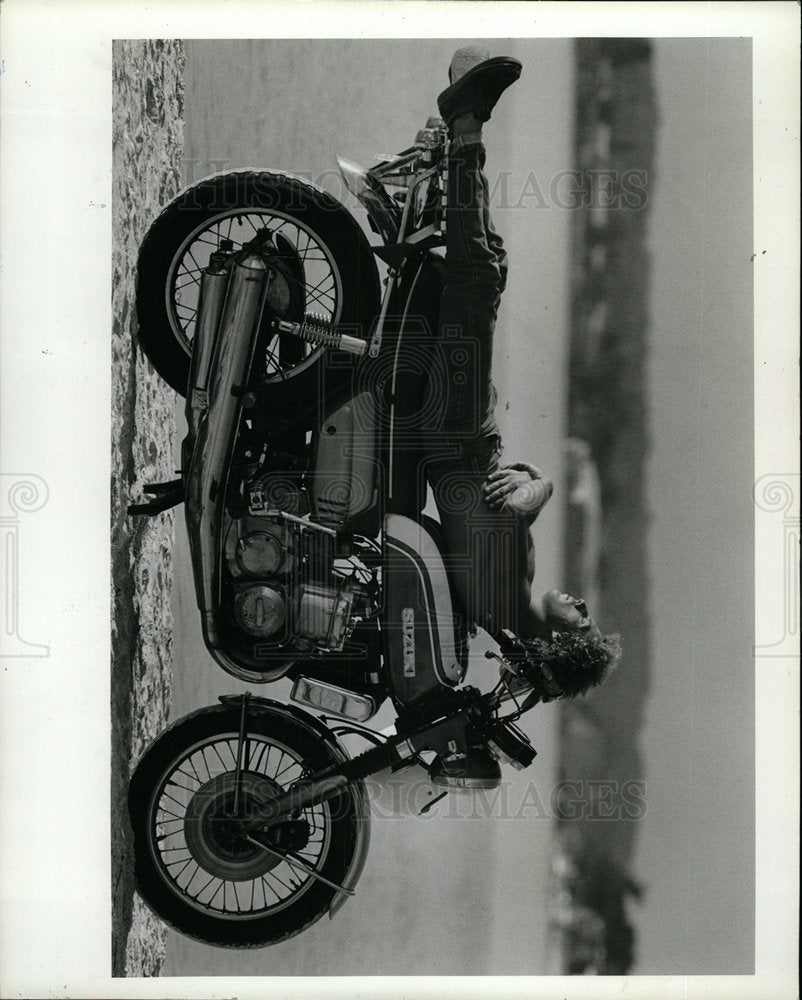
top-left (184, 251), bottom-right (270, 643)
top-left (186, 250), bottom-right (230, 439)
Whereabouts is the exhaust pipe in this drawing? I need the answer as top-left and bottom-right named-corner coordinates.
top-left (186, 251), bottom-right (230, 439)
top-left (184, 251), bottom-right (269, 618)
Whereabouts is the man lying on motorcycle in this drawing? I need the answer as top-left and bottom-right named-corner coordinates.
top-left (421, 49), bottom-right (620, 786)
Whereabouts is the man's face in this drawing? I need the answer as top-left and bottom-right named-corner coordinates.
top-left (543, 590), bottom-right (601, 639)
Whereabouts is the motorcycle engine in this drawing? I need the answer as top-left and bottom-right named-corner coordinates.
top-left (232, 583), bottom-right (286, 638)
top-left (224, 517), bottom-right (293, 640)
top-left (223, 491), bottom-right (369, 653)
top-left (296, 582), bottom-right (356, 649)
top-left (223, 390), bottom-right (377, 653)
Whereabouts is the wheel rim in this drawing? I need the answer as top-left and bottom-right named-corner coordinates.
top-left (148, 732), bottom-right (333, 920)
top-left (165, 209), bottom-right (345, 384)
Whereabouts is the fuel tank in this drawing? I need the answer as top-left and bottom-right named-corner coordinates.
top-left (383, 513), bottom-right (466, 711)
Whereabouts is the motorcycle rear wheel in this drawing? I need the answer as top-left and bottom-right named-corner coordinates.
top-left (128, 702), bottom-right (366, 948)
top-left (135, 170), bottom-right (381, 395)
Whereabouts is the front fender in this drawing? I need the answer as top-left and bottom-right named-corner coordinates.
top-left (218, 694), bottom-right (371, 914)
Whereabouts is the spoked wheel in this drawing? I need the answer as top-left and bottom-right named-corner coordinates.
top-left (135, 171), bottom-right (381, 395)
top-left (128, 702), bottom-right (368, 948)
top-left (168, 213), bottom-right (333, 383)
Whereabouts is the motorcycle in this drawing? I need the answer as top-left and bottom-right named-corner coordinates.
top-left (126, 118), bottom-right (610, 947)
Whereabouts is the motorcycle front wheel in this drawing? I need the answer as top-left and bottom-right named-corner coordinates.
top-left (128, 702), bottom-right (367, 948)
top-left (135, 170), bottom-right (381, 395)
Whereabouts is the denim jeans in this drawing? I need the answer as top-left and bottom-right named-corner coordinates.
top-left (424, 137), bottom-right (534, 638)
top-left (427, 137), bottom-right (505, 451)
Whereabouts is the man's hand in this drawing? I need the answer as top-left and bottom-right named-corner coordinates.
top-left (483, 462), bottom-right (553, 520)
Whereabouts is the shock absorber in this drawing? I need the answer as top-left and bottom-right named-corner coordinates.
top-left (276, 313), bottom-right (367, 356)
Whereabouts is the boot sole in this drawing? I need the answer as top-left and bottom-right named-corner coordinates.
top-left (437, 57), bottom-right (522, 125)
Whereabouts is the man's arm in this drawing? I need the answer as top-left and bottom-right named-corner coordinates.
top-left (483, 462), bottom-right (553, 523)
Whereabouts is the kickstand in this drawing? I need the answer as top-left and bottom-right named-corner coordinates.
top-left (127, 478), bottom-right (184, 516)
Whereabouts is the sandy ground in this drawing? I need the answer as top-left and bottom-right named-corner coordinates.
top-left (110, 39), bottom-right (185, 977)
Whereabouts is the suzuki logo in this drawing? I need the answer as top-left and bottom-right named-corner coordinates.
top-left (402, 606), bottom-right (416, 676)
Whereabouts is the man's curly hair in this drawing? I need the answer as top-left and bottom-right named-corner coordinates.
top-left (525, 631), bottom-right (622, 699)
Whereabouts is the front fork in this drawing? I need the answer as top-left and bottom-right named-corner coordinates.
top-left (226, 692), bottom-right (484, 832)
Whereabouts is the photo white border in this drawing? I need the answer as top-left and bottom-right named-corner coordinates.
top-left (0, 2), bottom-right (798, 998)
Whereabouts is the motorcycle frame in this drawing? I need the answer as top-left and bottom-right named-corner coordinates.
top-left (222, 669), bottom-right (540, 832)
top-left (182, 145), bottom-right (448, 685)
top-left (180, 141), bottom-right (552, 815)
